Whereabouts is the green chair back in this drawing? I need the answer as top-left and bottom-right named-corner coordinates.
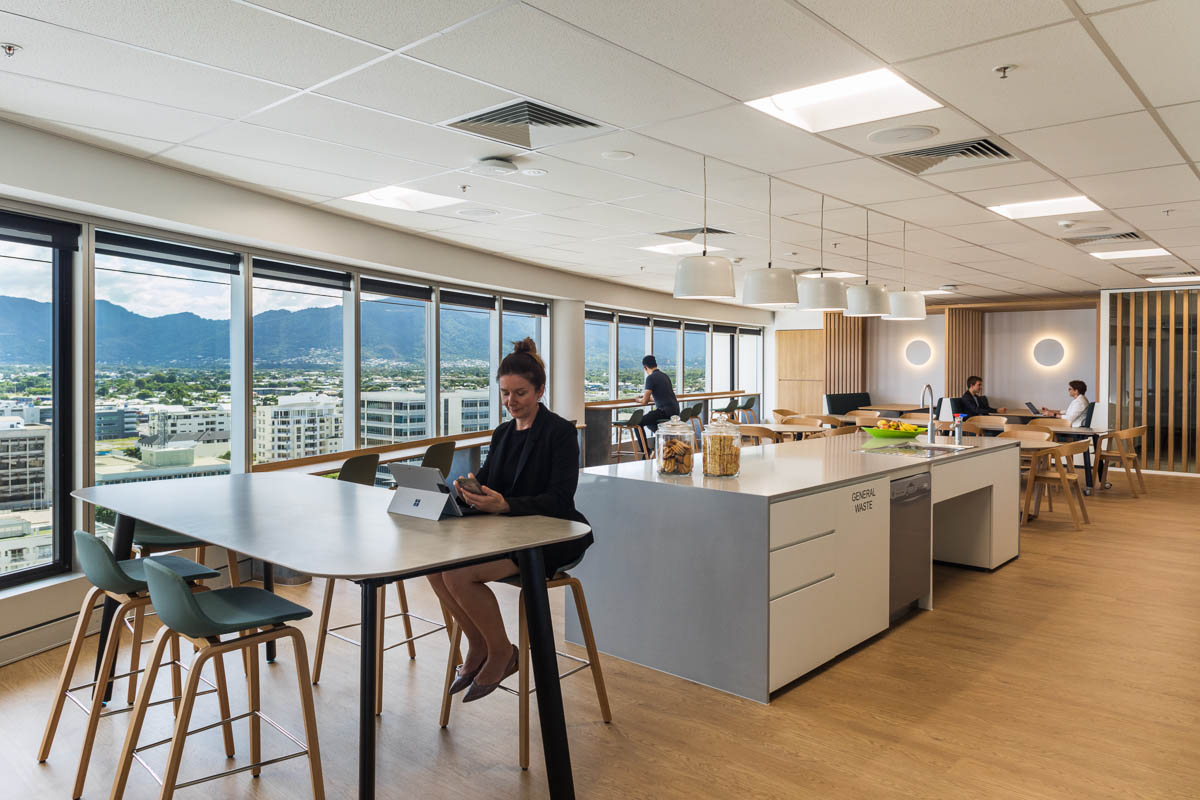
top-left (421, 441), bottom-right (456, 479)
top-left (690, 402), bottom-right (703, 418)
top-left (719, 398), bottom-right (738, 413)
top-left (144, 558), bottom-right (219, 639)
top-left (678, 407), bottom-right (694, 422)
top-left (739, 396), bottom-right (757, 410)
top-left (75, 530), bottom-right (143, 596)
top-left (338, 453), bottom-right (380, 486)
top-left (627, 409), bottom-right (645, 426)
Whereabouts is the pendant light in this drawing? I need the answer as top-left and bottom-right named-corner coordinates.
top-left (796, 195), bottom-right (848, 312)
top-left (674, 156), bottom-right (735, 299)
top-left (743, 175), bottom-right (798, 308)
top-left (844, 208), bottom-right (889, 317)
top-left (884, 221), bottom-right (927, 320)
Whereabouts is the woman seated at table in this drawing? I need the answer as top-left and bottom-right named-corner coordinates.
top-left (427, 338), bottom-right (592, 703)
top-left (1040, 380), bottom-right (1089, 427)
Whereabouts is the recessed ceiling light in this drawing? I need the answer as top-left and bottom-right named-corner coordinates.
top-left (344, 185), bottom-right (464, 211)
top-left (920, 288), bottom-right (954, 296)
top-left (455, 207), bottom-right (500, 218)
top-left (988, 195), bottom-right (1101, 219)
top-left (1090, 248), bottom-right (1171, 260)
top-left (745, 68), bottom-right (942, 133)
top-left (639, 242), bottom-right (726, 256)
top-left (602, 150), bottom-right (635, 160)
top-left (520, 168), bottom-right (548, 176)
top-left (867, 125), bottom-right (940, 145)
top-left (799, 270), bottom-right (860, 279)
top-left (1145, 274), bottom-right (1198, 283)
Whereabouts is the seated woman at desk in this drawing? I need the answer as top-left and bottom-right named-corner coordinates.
top-left (427, 338), bottom-right (592, 702)
top-left (1040, 380), bottom-right (1089, 427)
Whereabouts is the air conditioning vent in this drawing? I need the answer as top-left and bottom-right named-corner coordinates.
top-left (446, 101), bottom-right (607, 149)
top-left (657, 226), bottom-right (735, 241)
top-left (879, 138), bottom-right (1018, 175)
top-left (1062, 231), bottom-right (1142, 246)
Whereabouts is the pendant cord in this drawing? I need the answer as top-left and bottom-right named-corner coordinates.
top-left (767, 175), bottom-right (773, 268)
top-left (702, 157), bottom-right (708, 256)
top-left (902, 221), bottom-right (907, 291)
top-left (864, 209), bottom-right (870, 286)
top-left (819, 194), bottom-right (824, 277)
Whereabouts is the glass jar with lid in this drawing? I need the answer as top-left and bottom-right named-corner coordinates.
top-left (703, 413), bottom-right (741, 477)
top-left (656, 415), bottom-right (696, 475)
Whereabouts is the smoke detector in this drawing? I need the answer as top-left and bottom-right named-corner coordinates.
top-left (0, 43), bottom-right (20, 58)
top-left (867, 125), bottom-right (939, 146)
top-left (464, 158), bottom-right (519, 177)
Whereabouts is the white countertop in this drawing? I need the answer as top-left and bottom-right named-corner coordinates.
top-left (580, 432), bottom-right (1018, 501)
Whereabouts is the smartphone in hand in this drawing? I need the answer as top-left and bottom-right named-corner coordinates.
top-left (456, 475), bottom-right (483, 495)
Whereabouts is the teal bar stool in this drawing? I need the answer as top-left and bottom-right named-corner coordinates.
top-left (612, 408), bottom-right (649, 462)
top-left (420, 440), bottom-right (456, 479)
top-left (737, 395), bottom-right (759, 424)
top-left (134, 520), bottom-right (242, 590)
top-left (38, 531), bottom-right (219, 800)
top-left (717, 397), bottom-right (739, 416)
top-left (111, 559), bottom-right (325, 800)
top-left (312, 453), bottom-right (449, 716)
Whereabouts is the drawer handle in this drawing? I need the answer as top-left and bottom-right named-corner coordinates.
top-left (769, 527), bottom-right (834, 553)
top-left (770, 572), bottom-right (834, 602)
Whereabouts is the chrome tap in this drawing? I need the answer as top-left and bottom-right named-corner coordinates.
top-left (921, 384), bottom-right (935, 443)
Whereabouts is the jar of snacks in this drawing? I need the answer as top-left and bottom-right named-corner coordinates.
top-left (703, 413), bottom-right (741, 477)
top-left (656, 416), bottom-right (696, 475)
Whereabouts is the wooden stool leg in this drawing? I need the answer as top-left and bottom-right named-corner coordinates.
top-left (1073, 479), bottom-right (1090, 525)
top-left (224, 548), bottom-right (240, 586)
top-left (613, 426), bottom-right (625, 463)
top-left (311, 578), bottom-right (336, 685)
top-left (518, 591), bottom-right (530, 770)
top-left (158, 646), bottom-right (209, 800)
top-left (285, 628), bottom-right (325, 800)
top-left (1020, 462), bottom-right (1038, 524)
top-left (39, 586), bottom-right (104, 762)
top-left (74, 598), bottom-right (134, 799)
top-left (127, 603), bottom-right (146, 705)
top-left (375, 586), bottom-right (386, 716)
top-left (568, 579), bottom-right (611, 723)
top-left (440, 601), bottom-right (455, 644)
top-left (192, 546), bottom-right (206, 585)
top-left (247, 638), bottom-right (262, 777)
top-left (169, 630), bottom-right (183, 716)
top-left (110, 626), bottom-right (173, 800)
top-left (395, 581), bottom-right (416, 659)
top-left (439, 621), bottom-right (462, 728)
top-left (210, 649), bottom-right (236, 758)
top-left (1133, 451), bottom-right (1147, 492)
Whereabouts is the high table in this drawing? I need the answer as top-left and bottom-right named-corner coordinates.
top-left (736, 423), bottom-right (825, 441)
top-left (74, 473), bottom-right (592, 799)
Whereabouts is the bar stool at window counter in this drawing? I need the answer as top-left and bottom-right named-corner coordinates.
top-left (716, 397), bottom-right (740, 417)
top-left (311, 453), bottom-right (449, 715)
top-left (38, 532), bottom-right (219, 799)
top-left (111, 558), bottom-right (325, 800)
top-left (439, 557), bottom-right (610, 770)
top-left (1096, 426), bottom-right (1148, 497)
top-left (613, 408), bottom-right (651, 462)
top-left (421, 440), bottom-right (456, 479)
top-left (736, 395), bottom-right (759, 424)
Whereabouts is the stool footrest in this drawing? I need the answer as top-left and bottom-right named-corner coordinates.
top-left (63, 658), bottom-right (216, 717)
top-left (497, 650), bottom-right (589, 696)
top-left (327, 611), bottom-right (446, 651)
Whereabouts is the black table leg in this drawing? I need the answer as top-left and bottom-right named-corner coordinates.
top-left (358, 580), bottom-right (379, 800)
top-left (94, 513), bottom-right (135, 703)
top-left (263, 562), bottom-right (276, 662)
top-left (516, 547), bottom-right (576, 800)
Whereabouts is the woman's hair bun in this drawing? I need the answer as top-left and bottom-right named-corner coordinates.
top-left (499, 337), bottom-right (546, 388)
top-left (512, 337), bottom-right (538, 356)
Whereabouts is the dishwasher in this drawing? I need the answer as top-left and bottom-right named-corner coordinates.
top-left (890, 473), bottom-right (931, 619)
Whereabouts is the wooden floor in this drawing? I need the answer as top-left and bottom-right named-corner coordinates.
top-left (3, 474), bottom-right (1199, 799)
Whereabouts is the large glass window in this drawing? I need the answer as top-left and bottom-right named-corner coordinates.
top-left (738, 329), bottom-right (763, 393)
top-left (652, 320), bottom-right (680, 390)
top-left (617, 316), bottom-right (649, 397)
top-left (440, 290), bottom-right (496, 435)
top-left (360, 277), bottom-right (432, 446)
top-left (683, 323), bottom-right (709, 394)
top-left (584, 311), bottom-right (614, 401)
top-left (251, 259), bottom-right (348, 464)
top-left (712, 327), bottom-right (736, 393)
top-left (0, 210), bottom-right (77, 588)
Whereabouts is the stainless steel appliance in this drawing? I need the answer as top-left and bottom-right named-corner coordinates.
top-left (890, 473), bottom-right (931, 619)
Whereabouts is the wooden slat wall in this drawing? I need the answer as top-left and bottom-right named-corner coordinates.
top-left (822, 312), bottom-right (866, 393)
top-left (1109, 289), bottom-right (1199, 474)
top-left (776, 329), bottom-right (825, 415)
top-left (944, 308), bottom-right (984, 398)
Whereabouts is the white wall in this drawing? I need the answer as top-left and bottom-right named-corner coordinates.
top-left (984, 309), bottom-right (1097, 411)
top-left (865, 315), bottom-right (946, 406)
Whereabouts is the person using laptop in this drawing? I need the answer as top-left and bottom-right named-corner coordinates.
top-left (637, 354), bottom-right (680, 451)
top-left (960, 375), bottom-right (1005, 418)
top-left (1040, 380), bottom-right (1090, 427)
top-left (426, 337), bottom-right (592, 703)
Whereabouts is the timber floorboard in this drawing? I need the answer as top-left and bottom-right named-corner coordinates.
top-left (2, 474), bottom-right (1199, 799)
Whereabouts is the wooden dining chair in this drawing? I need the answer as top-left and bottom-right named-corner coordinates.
top-left (786, 414), bottom-right (842, 428)
top-left (899, 413), bottom-right (931, 422)
top-left (771, 408), bottom-right (799, 423)
top-left (961, 420), bottom-right (984, 435)
top-left (846, 409), bottom-right (880, 419)
top-left (1034, 417), bottom-right (1074, 431)
top-left (1096, 426), bottom-right (1147, 497)
top-left (999, 428), bottom-right (1052, 442)
top-left (972, 415), bottom-right (1010, 427)
top-left (1022, 439), bottom-right (1091, 530)
top-left (739, 425), bottom-right (781, 445)
top-left (811, 425), bottom-right (858, 439)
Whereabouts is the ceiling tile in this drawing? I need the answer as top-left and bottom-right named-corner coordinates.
top-left (798, 0), bottom-right (1071, 62)
top-left (819, 107), bottom-right (988, 156)
top-left (612, 192), bottom-right (761, 230)
top-left (1115, 201), bottom-right (1200, 231)
top-left (153, 147), bottom-right (377, 198)
top-left (959, 179), bottom-right (1080, 208)
top-left (636, 103), bottom-right (857, 174)
top-left (1147, 227), bottom-right (1200, 247)
top-left (499, 214), bottom-right (614, 239)
top-left (0, 11), bottom-right (293, 118)
top-left (317, 199), bottom-right (463, 232)
top-left (899, 22), bottom-right (1142, 133)
top-left (524, 0), bottom-right (880, 101)
top-left (1158, 102), bottom-right (1200, 162)
top-left (1074, 165), bottom-right (1200, 208)
top-left (539, 131), bottom-right (704, 193)
top-left (316, 55), bottom-right (516, 124)
top-left (486, 154), bottom-right (660, 202)
top-left (399, 171), bottom-right (585, 214)
top-left (1092, 0), bottom-right (1200, 107)
top-left (245, 0), bottom-right (506, 50)
top-left (1005, 112), bottom-right (1183, 178)
top-left (868, 194), bottom-right (1000, 227)
top-left (546, 203), bottom-right (690, 234)
top-left (775, 158), bottom-right (943, 205)
top-left (923, 161), bottom-right (1055, 193)
top-left (436, 223), bottom-right (574, 247)
top-left (1, 0), bottom-right (385, 88)
top-left (405, 4), bottom-right (729, 129)
top-left (1017, 210), bottom-right (1133, 238)
top-left (182, 122), bottom-right (446, 183)
top-left (935, 221), bottom-right (1050, 245)
top-left (245, 94), bottom-right (518, 167)
top-left (0, 115), bottom-right (175, 157)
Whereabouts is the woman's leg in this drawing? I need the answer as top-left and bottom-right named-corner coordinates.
top-left (442, 559), bottom-right (521, 684)
top-left (427, 573), bottom-right (486, 670)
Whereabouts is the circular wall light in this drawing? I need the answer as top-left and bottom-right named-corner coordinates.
top-left (1033, 338), bottom-right (1065, 367)
top-left (905, 339), bottom-right (932, 367)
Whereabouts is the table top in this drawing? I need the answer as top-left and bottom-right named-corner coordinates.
top-left (737, 423), bottom-right (825, 434)
top-left (969, 421), bottom-right (1112, 435)
top-left (1012, 440), bottom-right (1058, 450)
top-left (861, 404), bottom-right (929, 412)
top-left (74, 474), bottom-right (591, 580)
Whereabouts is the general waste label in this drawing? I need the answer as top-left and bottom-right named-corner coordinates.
top-left (851, 487), bottom-right (875, 513)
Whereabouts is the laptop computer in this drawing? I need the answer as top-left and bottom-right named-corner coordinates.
top-left (1024, 401), bottom-right (1042, 416)
top-left (386, 463), bottom-right (479, 520)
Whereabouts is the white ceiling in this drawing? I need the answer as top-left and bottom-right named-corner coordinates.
top-left (2, 0), bottom-right (1199, 301)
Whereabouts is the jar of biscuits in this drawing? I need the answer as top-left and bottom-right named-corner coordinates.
top-left (656, 415), bottom-right (696, 475)
top-left (703, 413), bottom-right (741, 477)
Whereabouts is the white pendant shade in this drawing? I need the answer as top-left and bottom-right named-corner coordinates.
top-left (742, 267), bottom-right (798, 308)
top-left (673, 254), bottom-right (736, 299)
top-left (884, 290), bottom-right (927, 320)
top-left (796, 274), bottom-right (847, 311)
top-left (844, 283), bottom-right (889, 317)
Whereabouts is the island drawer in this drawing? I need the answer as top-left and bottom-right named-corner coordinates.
top-left (768, 574), bottom-right (838, 691)
top-left (769, 494), bottom-right (836, 550)
top-left (769, 532), bottom-right (835, 600)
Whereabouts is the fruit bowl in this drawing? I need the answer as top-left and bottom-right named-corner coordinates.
top-left (863, 427), bottom-right (926, 439)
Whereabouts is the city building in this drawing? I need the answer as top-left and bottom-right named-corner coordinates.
top-left (441, 389), bottom-right (491, 436)
top-left (94, 406), bottom-right (138, 440)
top-left (254, 393), bottom-right (343, 463)
top-left (0, 402), bottom-right (40, 426)
top-left (0, 509), bottom-right (53, 575)
top-left (147, 405), bottom-right (231, 437)
top-left (360, 390), bottom-right (429, 445)
top-left (0, 423), bottom-right (51, 511)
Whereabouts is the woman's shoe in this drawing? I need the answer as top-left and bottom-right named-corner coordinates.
top-left (449, 661), bottom-right (484, 695)
top-left (462, 645), bottom-right (519, 703)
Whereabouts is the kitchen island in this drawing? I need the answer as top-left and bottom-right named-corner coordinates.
top-left (568, 433), bottom-right (1019, 702)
